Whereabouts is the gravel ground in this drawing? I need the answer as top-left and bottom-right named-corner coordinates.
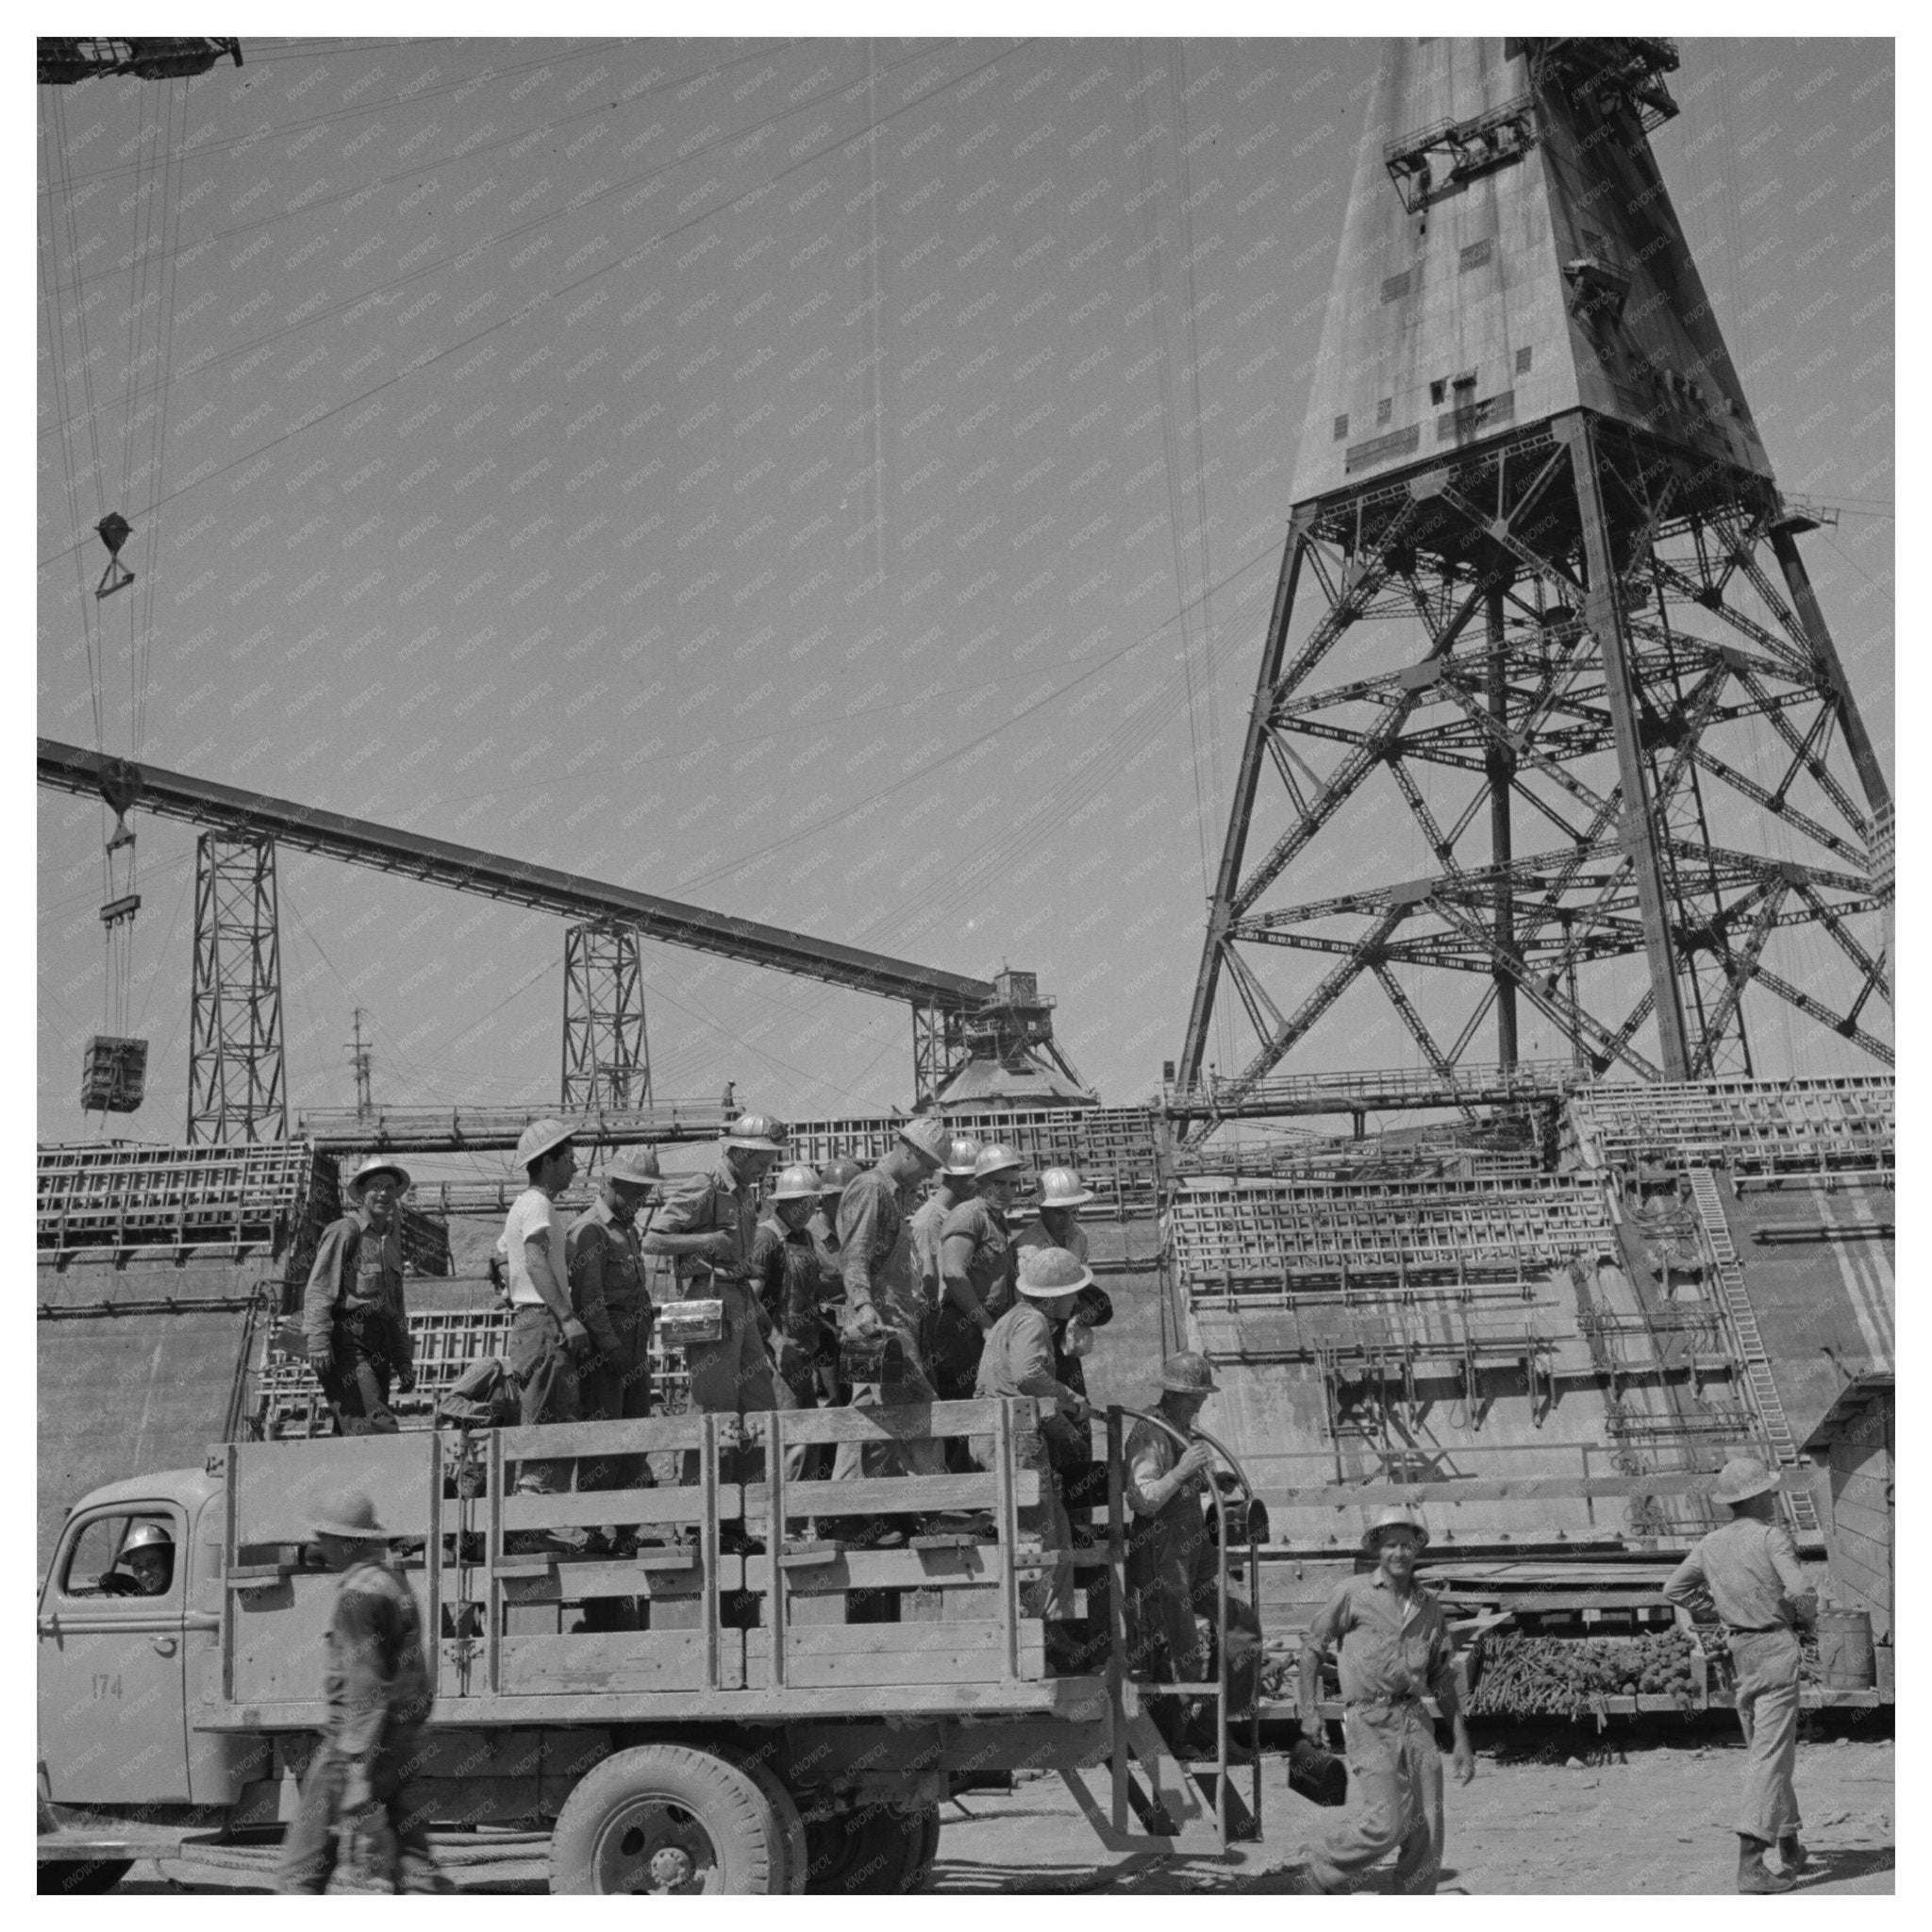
top-left (114, 1723), bottom-right (1892, 1896)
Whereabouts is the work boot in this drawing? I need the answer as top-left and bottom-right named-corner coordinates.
top-left (1737, 1835), bottom-right (1797, 1893)
top-left (1777, 1834), bottom-right (1809, 1874)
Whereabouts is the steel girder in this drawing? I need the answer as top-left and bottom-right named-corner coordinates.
top-left (1178, 414), bottom-right (1890, 1120)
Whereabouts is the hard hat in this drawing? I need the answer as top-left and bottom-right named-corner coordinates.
top-left (515, 1117), bottom-right (575, 1169)
top-left (1159, 1351), bottom-right (1220, 1395)
top-left (817, 1156), bottom-right (863, 1198)
top-left (346, 1154), bottom-right (411, 1194)
top-left (771, 1161), bottom-right (821, 1202)
top-left (605, 1145), bottom-right (662, 1191)
top-left (974, 1141), bottom-right (1025, 1181)
top-left (309, 1490), bottom-right (387, 1541)
top-left (724, 1111), bottom-right (786, 1152)
top-left (897, 1115), bottom-right (952, 1164)
top-left (942, 1134), bottom-right (983, 1178)
top-left (1710, 1456), bottom-right (1780, 1507)
top-left (1016, 1244), bottom-right (1094, 1300)
top-left (124, 1522), bottom-right (174, 1554)
top-left (1362, 1504), bottom-right (1430, 1551)
top-left (1037, 1166), bottom-right (1095, 1209)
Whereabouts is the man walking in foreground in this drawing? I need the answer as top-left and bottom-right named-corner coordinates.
top-left (1663, 1456), bottom-right (1817, 1892)
top-left (1295, 1505), bottom-right (1474, 1894)
top-left (276, 1491), bottom-right (446, 1894)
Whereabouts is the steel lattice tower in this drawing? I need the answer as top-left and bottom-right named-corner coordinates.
top-left (1179, 38), bottom-right (1891, 1114)
top-left (561, 921), bottom-right (651, 1111)
top-left (186, 832), bottom-right (288, 1142)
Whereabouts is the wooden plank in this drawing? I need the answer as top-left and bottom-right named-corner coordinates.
top-left (777, 1621), bottom-right (1012, 1656)
top-left (498, 1557), bottom-right (741, 1602)
top-left (744, 1473), bottom-right (1037, 1517)
top-left (497, 1630), bottom-right (742, 1693)
top-left (743, 1547), bottom-right (1002, 1593)
top-left (498, 1416), bottom-right (704, 1457)
top-left (943, 1585), bottom-right (1002, 1624)
top-left (749, 1397), bottom-right (1042, 1444)
top-left (499, 1487), bottom-right (740, 1530)
top-left (742, 1628), bottom-right (1045, 1689)
top-left (1257, 1470), bottom-right (1818, 1507)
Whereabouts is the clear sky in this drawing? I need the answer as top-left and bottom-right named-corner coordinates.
top-left (35, 35), bottom-right (1894, 1156)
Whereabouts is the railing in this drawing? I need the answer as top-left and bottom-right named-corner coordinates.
top-left (1164, 1060), bottom-right (1580, 1122)
top-left (291, 1101), bottom-right (734, 1152)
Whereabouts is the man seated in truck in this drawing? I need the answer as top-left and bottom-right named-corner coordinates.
top-left (96, 1522), bottom-right (174, 1597)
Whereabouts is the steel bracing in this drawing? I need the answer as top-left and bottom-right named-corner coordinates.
top-left (1179, 417), bottom-right (1892, 1120)
top-left (186, 832), bottom-right (288, 1143)
top-left (560, 921), bottom-right (651, 1112)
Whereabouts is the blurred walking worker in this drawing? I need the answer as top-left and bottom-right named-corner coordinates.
top-left (1663, 1457), bottom-right (1817, 1893)
top-left (1294, 1505), bottom-right (1474, 1895)
top-left (275, 1491), bottom-right (447, 1894)
top-left (302, 1155), bottom-right (416, 1436)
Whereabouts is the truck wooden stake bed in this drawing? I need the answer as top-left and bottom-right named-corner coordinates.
top-left (38, 1397), bottom-right (1270, 1893)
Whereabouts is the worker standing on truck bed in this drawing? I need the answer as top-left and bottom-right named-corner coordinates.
top-left (808, 1157), bottom-right (860, 1403)
top-left (1293, 1505), bottom-right (1474, 1896)
top-left (912, 1133), bottom-right (979, 1357)
top-left (567, 1145), bottom-right (663, 1528)
top-left (642, 1113), bottom-right (785, 1496)
top-left (932, 1141), bottom-right (1023, 1406)
top-left (823, 1116), bottom-right (952, 1539)
top-left (502, 1119), bottom-right (589, 1536)
top-left (276, 1491), bottom-right (448, 1895)
top-left (1663, 1456), bottom-right (1818, 1893)
top-left (302, 1155), bottom-right (416, 1436)
top-left (972, 1244), bottom-right (1091, 1663)
top-left (1014, 1167), bottom-right (1111, 1516)
top-left (752, 1161), bottom-right (835, 1483)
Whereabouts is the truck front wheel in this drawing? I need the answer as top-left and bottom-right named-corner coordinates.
top-left (548, 1744), bottom-right (784, 1894)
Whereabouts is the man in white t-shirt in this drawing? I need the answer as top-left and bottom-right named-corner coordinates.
top-left (502, 1118), bottom-right (587, 1526)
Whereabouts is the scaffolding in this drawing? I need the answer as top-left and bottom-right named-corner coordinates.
top-left (186, 832), bottom-right (288, 1144)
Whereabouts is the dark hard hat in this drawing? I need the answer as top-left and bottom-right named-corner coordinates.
top-left (1159, 1351), bottom-right (1220, 1396)
top-left (310, 1490), bottom-right (386, 1541)
top-left (817, 1156), bottom-right (863, 1197)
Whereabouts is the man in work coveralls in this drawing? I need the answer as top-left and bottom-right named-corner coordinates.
top-left (276, 1491), bottom-right (448, 1894)
top-left (1294, 1505), bottom-right (1474, 1894)
top-left (751, 1160), bottom-right (835, 1483)
top-left (824, 1116), bottom-right (952, 1537)
top-left (1663, 1456), bottom-right (1817, 1892)
top-left (642, 1113), bottom-right (785, 1492)
top-left (1122, 1352), bottom-right (1260, 1747)
top-left (912, 1133), bottom-right (979, 1338)
top-left (302, 1155), bottom-right (416, 1435)
top-left (566, 1145), bottom-right (663, 1541)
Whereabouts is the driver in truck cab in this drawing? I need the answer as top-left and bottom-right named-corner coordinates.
top-left (96, 1521), bottom-right (173, 1597)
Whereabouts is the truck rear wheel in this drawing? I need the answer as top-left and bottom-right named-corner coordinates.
top-left (804, 1802), bottom-right (940, 1894)
top-left (38, 1858), bottom-right (132, 1895)
top-left (720, 1749), bottom-right (808, 1895)
top-left (548, 1744), bottom-right (783, 1894)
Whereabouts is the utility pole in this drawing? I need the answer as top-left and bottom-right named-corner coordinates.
top-left (346, 1008), bottom-right (374, 1124)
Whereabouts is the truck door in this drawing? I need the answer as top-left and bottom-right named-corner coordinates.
top-left (37, 1503), bottom-right (191, 1806)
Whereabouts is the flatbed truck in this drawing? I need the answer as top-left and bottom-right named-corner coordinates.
top-left (38, 1397), bottom-right (1274, 1893)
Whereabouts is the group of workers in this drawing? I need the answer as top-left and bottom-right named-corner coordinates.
top-left (292, 1118), bottom-right (1820, 1898)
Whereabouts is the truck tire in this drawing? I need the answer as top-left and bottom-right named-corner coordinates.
top-left (38, 1858), bottom-right (132, 1895)
top-left (803, 1803), bottom-right (938, 1894)
top-left (719, 1747), bottom-right (808, 1895)
top-left (548, 1743), bottom-right (783, 1894)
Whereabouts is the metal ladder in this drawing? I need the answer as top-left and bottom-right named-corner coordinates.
top-left (1686, 1166), bottom-right (1819, 1535)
